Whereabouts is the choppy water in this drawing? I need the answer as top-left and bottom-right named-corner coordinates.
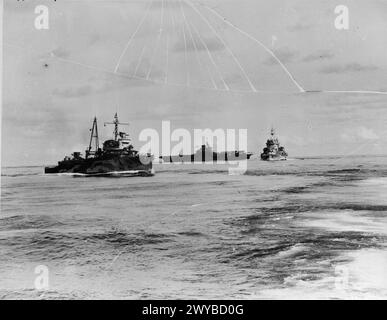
top-left (1, 156), bottom-right (387, 299)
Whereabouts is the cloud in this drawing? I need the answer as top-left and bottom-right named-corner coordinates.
top-left (357, 127), bottom-right (379, 140)
top-left (51, 47), bottom-right (71, 59)
top-left (53, 85), bottom-right (93, 98)
top-left (52, 73), bottom-right (151, 99)
top-left (5, 1), bottom-right (37, 12)
top-left (287, 22), bottom-right (313, 32)
top-left (264, 47), bottom-right (298, 65)
top-left (341, 127), bottom-right (379, 142)
top-left (88, 33), bottom-right (101, 45)
top-left (302, 51), bottom-right (334, 62)
top-left (321, 63), bottom-right (377, 74)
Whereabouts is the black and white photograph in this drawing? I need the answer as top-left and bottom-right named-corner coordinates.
top-left (1, 0), bottom-right (387, 304)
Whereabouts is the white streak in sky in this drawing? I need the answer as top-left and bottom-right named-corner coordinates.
top-left (165, 36), bottom-right (169, 84)
top-left (147, 0), bottom-right (165, 80)
top-left (322, 90), bottom-right (387, 95)
top-left (114, 1), bottom-right (153, 74)
top-left (197, 1), bottom-right (306, 93)
top-left (186, 16), bottom-right (229, 90)
top-left (9, 41), bottom-right (386, 96)
top-left (183, 0), bottom-right (257, 92)
top-left (169, 0), bottom-right (176, 33)
top-left (180, 11), bottom-right (190, 86)
top-left (180, 0), bottom-right (217, 89)
top-left (133, 46), bottom-right (146, 76)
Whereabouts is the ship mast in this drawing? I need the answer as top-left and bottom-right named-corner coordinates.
top-left (86, 116), bottom-right (99, 159)
top-left (104, 113), bottom-right (129, 141)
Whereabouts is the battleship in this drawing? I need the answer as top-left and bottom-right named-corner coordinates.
top-left (160, 143), bottom-right (252, 163)
top-left (44, 113), bottom-right (153, 176)
top-left (260, 128), bottom-right (288, 161)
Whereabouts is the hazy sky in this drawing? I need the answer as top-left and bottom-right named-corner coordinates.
top-left (2, 0), bottom-right (387, 166)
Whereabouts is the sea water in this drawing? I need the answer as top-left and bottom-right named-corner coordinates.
top-left (1, 156), bottom-right (386, 299)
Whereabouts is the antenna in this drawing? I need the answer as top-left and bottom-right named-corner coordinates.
top-left (86, 116), bottom-right (99, 159)
top-left (104, 113), bottom-right (129, 141)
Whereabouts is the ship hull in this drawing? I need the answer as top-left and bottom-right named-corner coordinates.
top-left (260, 154), bottom-right (287, 161)
top-left (44, 155), bottom-right (153, 176)
top-left (160, 151), bottom-right (251, 163)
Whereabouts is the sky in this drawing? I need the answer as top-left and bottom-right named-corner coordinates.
top-left (2, 0), bottom-right (387, 166)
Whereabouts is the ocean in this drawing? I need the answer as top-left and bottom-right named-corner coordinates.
top-left (1, 156), bottom-right (387, 299)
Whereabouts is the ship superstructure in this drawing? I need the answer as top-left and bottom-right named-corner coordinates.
top-left (260, 128), bottom-right (288, 161)
top-left (44, 113), bottom-right (153, 176)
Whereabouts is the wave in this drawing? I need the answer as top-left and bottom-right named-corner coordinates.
top-left (233, 203), bottom-right (387, 219)
top-left (87, 230), bottom-right (171, 245)
top-left (0, 215), bottom-right (65, 231)
top-left (232, 244), bottom-right (296, 260)
top-left (325, 168), bottom-right (362, 174)
top-left (0, 288), bottom-right (94, 300)
top-left (280, 181), bottom-right (335, 194)
top-left (227, 230), bottom-right (385, 264)
top-left (0, 229), bottom-right (174, 261)
top-left (177, 231), bottom-right (205, 237)
top-left (359, 177), bottom-right (387, 186)
top-left (244, 171), bottom-right (296, 177)
top-left (56, 170), bottom-right (154, 177)
top-left (244, 167), bottom-right (387, 179)
top-left (1, 173), bottom-right (41, 177)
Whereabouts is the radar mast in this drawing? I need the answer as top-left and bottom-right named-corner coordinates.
top-left (104, 112), bottom-right (129, 141)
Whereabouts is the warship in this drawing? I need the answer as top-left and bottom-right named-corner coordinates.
top-left (44, 113), bottom-right (153, 176)
top-left (160, 143), bottom-right (252, 163)
top-left (260, 128), bottom-right (288, 161)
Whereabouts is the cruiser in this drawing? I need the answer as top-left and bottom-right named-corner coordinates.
top-left (260, 128), bottom-right (288, 161)
top-left (44, 113), bottom-right (153, 176)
